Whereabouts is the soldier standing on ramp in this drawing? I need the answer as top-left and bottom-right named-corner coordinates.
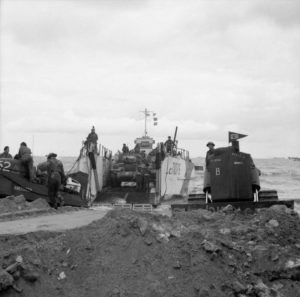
top-left (85, 126), bottom-right (98, 154)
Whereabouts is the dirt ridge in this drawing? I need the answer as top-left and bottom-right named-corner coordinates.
top-left (0, 203), bottom-right (299, 297)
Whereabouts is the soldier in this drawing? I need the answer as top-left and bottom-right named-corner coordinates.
top-left (135, 167), bottom-right (143, 191)
top-left (36, 158), bottom-right (48, 184)
top-left (205, 141), bottom-right (215, 169)
top-left (18, 142), bottom-right (34, 181)
top-left (122, 143), bottom-right (129, 154)
top-left (46, 153), bottom-right (66, 209)
top-left (164, 136), bottom-right (174, 154)
top-left (142, 163), bottom-right (151, 192)
top-left (85, 126), bottom-right (98, 153)
top-left (134, 143), bottom-right (140, 154)
top-left (0, 146), bottom-right (12, 158)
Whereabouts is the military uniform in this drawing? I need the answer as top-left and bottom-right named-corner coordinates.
top-left (135, 169), bottom-right (143, 191)
top-left (0, 152), bottom-right (12, 158)
top-left (47, 154), bottom-right (65, 209)
top-left (164, 138), bottom-right (174, 154)
top-left (18, 144), bottom-right (34, 181)
top-left (205, 150), bottom-right (214, 169)
top-left (205, 142), bottom-right (215, 170)
top-left (143, 168), bottom-right (151, 192)
top-left (122, 144), bottom-right (129, 154)
top-left (85, 127), bottom-right (98, 153)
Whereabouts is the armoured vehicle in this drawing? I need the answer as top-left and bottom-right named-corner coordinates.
top-left (171, 139), bottom-right (294, 212)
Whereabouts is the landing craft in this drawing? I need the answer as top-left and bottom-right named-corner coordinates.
top-left (0, 110), bottom-right (195, 208)
top-left (68, 110), bottom-right (195, 207)
top-left (171, 133), bottom-right (294, 213)
top-left (0, 158), bottom-right (84, 206)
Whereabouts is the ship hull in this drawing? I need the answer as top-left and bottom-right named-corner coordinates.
top-left (0, 171), bottom-right (86, 207)
top-left (159, 156), bottom-right (194, 201)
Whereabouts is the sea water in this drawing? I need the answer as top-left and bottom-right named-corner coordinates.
top-left (256, 158), bottom-right (300, 200)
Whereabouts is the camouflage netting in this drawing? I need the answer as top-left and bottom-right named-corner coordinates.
top-left (0, 206), bottom-right (299, 297)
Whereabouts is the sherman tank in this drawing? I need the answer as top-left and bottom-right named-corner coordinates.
top-left (110, 153), bottom-right (155, 188)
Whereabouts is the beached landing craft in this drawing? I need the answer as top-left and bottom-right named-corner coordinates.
top-left (0, 110), bottom-right (195, 208)
top-left (0, 157), bottom-right (85, 207)
top-left (68, 110), bottom-right (195, 207)
top-left (171, 133), bottom-right (295, 212)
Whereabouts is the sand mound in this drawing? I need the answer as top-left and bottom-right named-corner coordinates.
top-left (0, 195), bottom-right (50, 214)
top-left (0, 206), bottom-right (299, 296)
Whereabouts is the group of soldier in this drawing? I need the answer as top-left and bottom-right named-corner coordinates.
top-left (122, 143), bottom-right (141, 155)
top-left (0, 126), bottom-right (224, 207)
top-left (0, 142), bottom-right (65, 209)
top-left (121, 135), bottom-right (178, 157)
top-left (0, 142), bottom-right (35, 181)
top-left (135, 164), bottom-right (151, 192)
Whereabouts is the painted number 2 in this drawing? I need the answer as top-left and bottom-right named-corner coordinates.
top-left (0, 161), bottom-right (11, 172)
top-left (216, 168), bottom-right (220, 175)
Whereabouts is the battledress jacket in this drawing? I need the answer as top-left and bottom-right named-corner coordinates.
top-left (18, 146), bottom-right (32, 161)
top-left (47, 158), bottom-right (66, 183)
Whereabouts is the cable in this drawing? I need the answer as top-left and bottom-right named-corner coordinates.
top-left (66, 150), bottom-right (83, 175)
top-left (163, 156), bottom-right (170, 197)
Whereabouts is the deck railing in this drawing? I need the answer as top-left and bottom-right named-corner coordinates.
top-left (98, 144), bottom-right (112, 158)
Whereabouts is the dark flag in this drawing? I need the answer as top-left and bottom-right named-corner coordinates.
top-left (228, 131), bottom-right (247, 142)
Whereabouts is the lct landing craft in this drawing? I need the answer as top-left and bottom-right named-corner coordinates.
top-left (0, 120), bottom-right (195, 208)
top-left (67, 125), bottom-right (195, 206)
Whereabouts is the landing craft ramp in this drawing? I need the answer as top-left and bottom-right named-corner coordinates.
top-left (95, 187), bottom-right (156, 205)
top-left (171, 199), bottom-right (295, 213)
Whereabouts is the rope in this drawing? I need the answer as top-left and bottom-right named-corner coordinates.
top-left (163, 156), bottom-right (170, 197)
top-left (66, 150), bottom-right (84, 175)
top-left (86, 155), bottom-right (92, 205)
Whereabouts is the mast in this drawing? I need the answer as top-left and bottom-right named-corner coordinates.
top-left (140, 108), bottom-right (151, 137)
top-left (139, 108), bottom-right (158, 137)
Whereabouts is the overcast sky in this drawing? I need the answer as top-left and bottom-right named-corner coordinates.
top-left (1, 0), bottom-right (299, 158)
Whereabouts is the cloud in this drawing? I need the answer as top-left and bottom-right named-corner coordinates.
top-left (251, 1), bottom-right (300, 28)
top-left (1, 0), bottom-right (299, 157)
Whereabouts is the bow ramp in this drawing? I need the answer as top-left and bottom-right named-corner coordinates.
top-left (69, 144), bottom-right (195, 208)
